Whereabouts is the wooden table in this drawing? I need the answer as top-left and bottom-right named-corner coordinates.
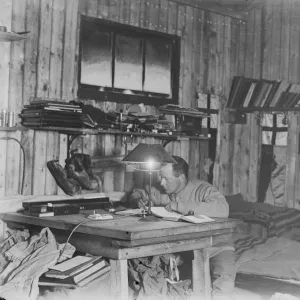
top-left (1, 212), bottom-right (240, 300)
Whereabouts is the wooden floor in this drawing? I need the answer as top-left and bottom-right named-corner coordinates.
top-left (38, 273), bottom-right (300, 300)
top-left (235, 273), bottom-right (300, 300)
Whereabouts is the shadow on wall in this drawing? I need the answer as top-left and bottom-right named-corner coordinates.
top-left (258, 145), bottom-right (287, 206)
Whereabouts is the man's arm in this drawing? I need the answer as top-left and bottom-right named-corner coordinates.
top-left (128, 186), bottom-right (171, 208)
top-left (177, 182), bottom-right (229, 218)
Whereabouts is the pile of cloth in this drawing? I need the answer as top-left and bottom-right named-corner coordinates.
top-left (128, 255), bottom-right (192, 300)
top-left (0, 228), bottom-right (75, 300)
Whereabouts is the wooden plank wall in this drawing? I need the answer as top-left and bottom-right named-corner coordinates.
top-left (0, 0), bottom-right (246, 199)
top-left (218, 0), bottom-right (300, 209)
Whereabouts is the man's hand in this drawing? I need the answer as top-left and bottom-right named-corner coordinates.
top-left (165, 201), bottom-right (178, 212)
top-left (130, 189), bottom-right (149, 209)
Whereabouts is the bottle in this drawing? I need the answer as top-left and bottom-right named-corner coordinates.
top-left (7, 112), bottom-right (15, 127)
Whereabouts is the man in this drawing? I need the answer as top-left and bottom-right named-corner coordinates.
top-left (129, 156), bottom-right (236, 300)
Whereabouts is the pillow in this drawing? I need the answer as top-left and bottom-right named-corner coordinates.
top-left (225, 193), bottom-right (254, 213)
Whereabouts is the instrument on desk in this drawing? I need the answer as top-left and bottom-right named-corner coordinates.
top-left (23, 196), bottom-right (110, 210)
top-left (23, 195), bottom-right (113, 217)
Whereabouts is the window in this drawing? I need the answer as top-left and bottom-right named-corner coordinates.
top-left (78, 16), bottom-right (181, 105)
top-left (261, 113), bottom-right (288, 146)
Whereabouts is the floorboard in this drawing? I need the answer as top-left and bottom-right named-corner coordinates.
top-left (235, 273), bottom-right (300, 300)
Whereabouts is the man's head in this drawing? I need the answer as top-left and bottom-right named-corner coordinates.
top-left (159, 156), bottom-right (189, 194)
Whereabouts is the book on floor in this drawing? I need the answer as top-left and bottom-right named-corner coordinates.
top-left (39, 261), bottom-right (111, 288)
top-left (46, 255), bottom-right (102, 279)
top-left (151, 207), bottom-right (214, 223)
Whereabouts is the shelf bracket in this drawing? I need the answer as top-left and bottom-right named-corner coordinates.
top-left (162, 138), bottom-right (177, 148)
top-left (67, 134), bottom-right (81, 159)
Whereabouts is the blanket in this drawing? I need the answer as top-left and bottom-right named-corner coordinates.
top-left (235, 228), bottom-right (300, 282)
top-left (226, 194), bottom-right (300, 256)
top-left (227, 194), bottom-right (300, 281)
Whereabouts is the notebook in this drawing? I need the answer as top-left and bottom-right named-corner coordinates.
top-left (151, 207), bottom-right (214, 224)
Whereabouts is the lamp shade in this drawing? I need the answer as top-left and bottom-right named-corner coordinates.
top-left (122, 143), bottom-right (176, 165)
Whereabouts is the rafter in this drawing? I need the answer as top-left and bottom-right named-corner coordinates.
top-left (171, 0), bottom-right (264, 20)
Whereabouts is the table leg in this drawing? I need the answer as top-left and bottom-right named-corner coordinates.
top-left (109, 259), bottom-right (128, 300)
top-left (192, 249), bottom-right (211, 300)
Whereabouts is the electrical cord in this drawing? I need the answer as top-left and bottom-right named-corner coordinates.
top-left (58, 214), bottom-right (135, 260)
top-left (0, 137), bottom-right (26, 194)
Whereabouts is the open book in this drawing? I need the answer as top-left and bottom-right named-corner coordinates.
top-left (151, 207), bottom-right (214, 224)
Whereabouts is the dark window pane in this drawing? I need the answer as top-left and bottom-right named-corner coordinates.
top-left (144, 40), bottom-right (171, 95)
top-left (114, 35), bottom-right (143, 91)
top-left (81, 29), bottom-right (112, 87)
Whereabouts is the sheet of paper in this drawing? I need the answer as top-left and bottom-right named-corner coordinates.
top-left (182, 215), bottom-right (214, 223)
top-left (151, 207), bottom-right (214, 223)
top-left (114, 208), bottom-right (145, 215)
top-left (151, 207), bottom-right (181, 220)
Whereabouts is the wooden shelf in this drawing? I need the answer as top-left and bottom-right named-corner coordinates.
top-left (27, 126), bottom-right (209, 140)
top-left (0, 126), bottom-right (28, 131)
top-left (226, 107), bottom-right (300, 113)
top-left (0, 31), bottom-right (28, 42)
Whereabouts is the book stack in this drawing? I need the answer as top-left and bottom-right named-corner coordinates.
top-left (39, 255), bottom-right (111, 288)
top-left (227, 76), bottom-right (300, 109)
top-left (20, 98), bottom-right (85, 129)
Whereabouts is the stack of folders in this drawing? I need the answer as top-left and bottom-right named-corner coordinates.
top-left (20, 99), bottom-right (85, 129)
top-left (39, 255), bottom-right (111, 288)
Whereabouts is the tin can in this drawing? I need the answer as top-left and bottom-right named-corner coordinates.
top-left (7, 112), bottom-right (15, 127)
top-left (0, 109), bottom-right (7, 127)
top-left (0, 110), bottom-right (3, 127)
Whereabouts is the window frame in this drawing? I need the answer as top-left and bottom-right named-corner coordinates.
top-left (77, 15), bottom-right (181, 106)
top-left (261, 113), bottom-right (288, 146)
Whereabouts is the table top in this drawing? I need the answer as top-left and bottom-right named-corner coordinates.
top-left (1, 211), bottom-right (240, 241)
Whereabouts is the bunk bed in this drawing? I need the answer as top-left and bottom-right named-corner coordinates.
top-left (227, 193), bottom-right (300, 282)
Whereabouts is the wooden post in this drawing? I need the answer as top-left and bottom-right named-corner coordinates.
top-left (109, 259), bottom-right (128, 300)
top-left (192, 249), bottom-right (211, 300)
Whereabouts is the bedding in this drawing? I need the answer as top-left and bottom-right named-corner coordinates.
top-left (226, 194), bottom-right (300, 281)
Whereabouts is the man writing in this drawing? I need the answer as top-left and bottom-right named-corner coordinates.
top-left (129, 156), bottom-right (236, 300)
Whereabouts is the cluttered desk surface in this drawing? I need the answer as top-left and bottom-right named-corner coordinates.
top-left (1, 210), bottom-right (239, 241)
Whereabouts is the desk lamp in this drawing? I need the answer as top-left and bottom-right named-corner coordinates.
top-left (122, 143), bottom-right (176, 220)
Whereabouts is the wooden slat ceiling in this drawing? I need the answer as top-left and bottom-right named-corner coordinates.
top-left (174, 0), bottom-right (264, 19)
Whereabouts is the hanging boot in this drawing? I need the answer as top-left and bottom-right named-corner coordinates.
top-left (66, 153), bottom-right (102, 191)
top-left (47, 160), bottom-right (81, 196)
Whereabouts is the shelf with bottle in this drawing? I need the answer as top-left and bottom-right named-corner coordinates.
top-left (0, 126), bottom-right (28, 131)
top-left (0, 31), bottom-right (29, 42)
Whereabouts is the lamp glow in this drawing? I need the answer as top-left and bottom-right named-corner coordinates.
top-left (122, 143), bottom-right (176, 220)
top-left (146, 158), bottom-right (154, 170)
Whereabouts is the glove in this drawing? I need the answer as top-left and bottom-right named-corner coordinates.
top-left (47, 160), bottom-right (81, 196)
top-left (66, 153), bottom-right (102, 191)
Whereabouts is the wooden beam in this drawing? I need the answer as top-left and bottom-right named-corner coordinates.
top-left (170, 0), bottom-right (247, 19)
top-left (91, 155), bottom-right (125, 172)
